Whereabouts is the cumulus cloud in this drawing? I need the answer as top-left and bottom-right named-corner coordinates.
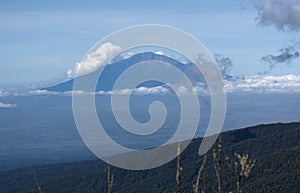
top-left (0, 102), bottom-right (17, 108)
top-left (256, 0), bottom-right (300, 31)
top-left (260, 43), bottom-right (300, 74)
top-left (67, 42), bottom-right (122, 78)
top-left (214, 53), bottom-right (233, 75)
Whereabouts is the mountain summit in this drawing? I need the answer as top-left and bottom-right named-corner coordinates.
top-left (44, 52), bottom-right (203, 92)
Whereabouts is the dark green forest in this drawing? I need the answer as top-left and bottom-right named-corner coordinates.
top-left (1, 122), bottom-right (299, 193)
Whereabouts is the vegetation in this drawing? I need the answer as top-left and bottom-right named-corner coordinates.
top-left (0, 122), bottom-right (299, 193)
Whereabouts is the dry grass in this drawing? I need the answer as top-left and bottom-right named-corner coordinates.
top-left (34, 171), bottom-right (42, 193)
top-left (175, 138), bottom-right (255, 193)
top-left (176, 143), bottom-right (183, 193)
top-left (213, 139), bottom-right (222, 193)
top-left (193, 155), bottom-right (207, 193)
top-left (226, 153), bottom-right (256, 193)
top-left (106, 164), bottom-right (113, 193)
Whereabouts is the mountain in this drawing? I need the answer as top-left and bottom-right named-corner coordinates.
top-left (44, 52), bottom-right (205, 92)
top-left (1, 122), bottom-right (299, 193)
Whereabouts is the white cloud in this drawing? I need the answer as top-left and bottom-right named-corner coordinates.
top-left (67, 42), bottom-right (122, 78)
top-left (65, 90), bottom-right (95, 96)
top-left (134, 86), bottom-right (169, 95)
top-left (154, 51), bottom-right (165, 55)
top-left (0, 90), bottom-right (10, 97)
top-left (67, 69), bottom-right (74, 79)
top-left (4, 74), bottom-right (300, 97)
top-left (119, 52), bottom-right (135, 60)
top-left (225, 74), bottom-right (300, 93)
top-left (96, 86), bottom-right (170, 95)
top-left (23, 75), bottom-right (300, 96)
top-left (29, 90), bottom-right (59, 95)
top-left (154, 50), bottom-right (190, 64)
top-left (0, 102), bottom-right (17, 108)
top-left (29, 90), bottom-right (94, 96)
top-left (257, 0), bottom-right (300, 31)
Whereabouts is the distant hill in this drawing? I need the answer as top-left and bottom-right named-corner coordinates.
top-left (0, 122), bottom-right (299, 193)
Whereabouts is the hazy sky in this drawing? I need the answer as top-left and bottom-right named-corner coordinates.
top-left (0, 0), bottom-right (299, 84)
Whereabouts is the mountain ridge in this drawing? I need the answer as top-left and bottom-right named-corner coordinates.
top-left (44, 52), bottom-right (207, 92)
top-left (1, 122), bottom-right (299, 193)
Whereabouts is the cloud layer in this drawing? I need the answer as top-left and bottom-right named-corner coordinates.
top-left (67, 42), bottom-right (122, 78)
top-left (225, 74), bottom-right (300, 93)
top-left (257, 0), bottom-right (300, 31)
top-left (23, 74), bottom-right (300, 95)
top-left (0, 102), bottom-right (17, 108)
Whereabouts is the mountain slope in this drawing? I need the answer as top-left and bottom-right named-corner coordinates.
top-left (0, 122), bottom-right (299, 193)
top-left (44, 52), bottom-right (202, 92)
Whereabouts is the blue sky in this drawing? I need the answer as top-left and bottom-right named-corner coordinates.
top-left (0, 0), bottom-right (299, 85)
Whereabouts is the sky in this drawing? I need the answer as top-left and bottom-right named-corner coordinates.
top-left (0, 0), bottom-right (300, 85)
